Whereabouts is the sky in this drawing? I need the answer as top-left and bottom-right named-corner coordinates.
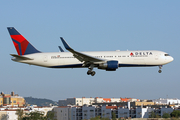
top-left (0, 1), bottom-right (180, 101)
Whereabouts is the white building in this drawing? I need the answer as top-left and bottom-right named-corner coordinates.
top-left (53, 106), bottom-right (70, 120)
top-left (53, 105), bottom-right (114, 120)
top-left (0, 110), bottom-right (17, 120)
top-left (153, 98), bottom-right (180, 105)
top-left (53, 105), bottom-right (178, 120)
top-left (0, 106), bottom-right (54, 120)
top-left (59, 97), bottom-right (140, 106)
top-left (136, 107), bottom-right (154, 118)
top-left (59, 97), bottom-right (94, 106)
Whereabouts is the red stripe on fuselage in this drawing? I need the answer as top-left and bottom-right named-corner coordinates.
top-left (11, 35), bottom-right (29, 55)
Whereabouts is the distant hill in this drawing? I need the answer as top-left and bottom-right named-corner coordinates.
top-left (24, 97), bottom-right (58, 106)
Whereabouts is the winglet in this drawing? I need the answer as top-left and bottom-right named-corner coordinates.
top-left (58, 46), bottom-right (64, 52)
top-left (60, 37), bottom-right (73, 50)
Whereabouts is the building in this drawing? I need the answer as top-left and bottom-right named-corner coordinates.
top-left (153, 98), bottom-right (180, 105)
top-left (59, 97), bottom-right (95, 106)
top-left (0, 105), bottom-right (55, 120)
top-left (59, 97), bottom-right (139, 106)
top-left (93, 101), bottom-right (155, 108)
top-left (53, 105), bottom-right (114, 120)
top-left (0, 92), bottom-right (25, 107)
top-left (52, 104), bottom-right (177, 120)
top-left (136, 107), bottom-right (154, 118)
top-left (53, 106), bottom-right (70, 120)
top-left (118, 107), bottom-right (129, 118)
top-left (0, 110), bottom-right (17, 120)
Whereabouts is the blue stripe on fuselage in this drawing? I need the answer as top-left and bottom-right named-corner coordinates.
top-left (119, 64), bottom-right (157, 67)
top-left (49, 63), bottom-right (157, 68)
top-left (49, 64), bottom-right (83, 68)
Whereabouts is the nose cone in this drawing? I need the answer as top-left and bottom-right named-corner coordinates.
top-left (170, 56), bottom-right (174, 62)
top-left (166, 56), bottom-right (174, 63)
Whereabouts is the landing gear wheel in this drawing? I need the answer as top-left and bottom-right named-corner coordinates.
top-left (158, 65), bottom-right (162, 73)
top-left (91, 71), bottom-right (96, 76)
top-left (87, 70), bottom-right (92, 75)
top-left (87, 64), bottom-right (96, 76)
top-left (158, 70), bottom-right (162, 73)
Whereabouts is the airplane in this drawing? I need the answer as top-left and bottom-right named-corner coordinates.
top-left (7, 27), bottom-right (174, 76)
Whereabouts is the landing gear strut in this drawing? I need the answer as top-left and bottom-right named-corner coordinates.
top-left (87, 64), bottom-right (96, 76)
top-left (158, 65), bottom-right (162, 73)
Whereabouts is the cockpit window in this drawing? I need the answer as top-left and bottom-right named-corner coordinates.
top-left (165, 54), bottom-right (170, 56)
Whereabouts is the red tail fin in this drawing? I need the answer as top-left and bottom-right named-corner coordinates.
top-left (7, 27), bottom-right (40, 55)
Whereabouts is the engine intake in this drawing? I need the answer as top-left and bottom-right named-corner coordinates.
top-left (98, 60), bottom-right (118, 71)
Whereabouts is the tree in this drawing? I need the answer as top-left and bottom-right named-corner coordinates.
top-left (24, 111), bottom-right (45, 120)
top-left (149, 111), bottom-right (156, 118)
top-left (162, 113), bottom-right (171, 118)
top-left (20, 110), bottom-right (56, 120)
top-left (101, 118), bottom-right (109, 120)
top-left (90, 116), bottom-right (109, 120)
top-left (90, 116), bottom-right (101, 120)
top-left (45, 111), bottom-right (56, 120)
top-left (149, 111), bottom-right (160, 118)
top-left (171, 110), bottom-right (180, 118)
top-left (0, 114), bottom-right (8, 120)
top-left (112, 112), bottom-right (116, 120)
top-left (16, 109), bottom-right (24, 120)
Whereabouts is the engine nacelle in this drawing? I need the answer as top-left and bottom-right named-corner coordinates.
top-left (98, 60), bottom-right (118, 71)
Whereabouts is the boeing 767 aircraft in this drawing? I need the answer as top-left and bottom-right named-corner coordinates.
top-left (7, 27), bottom-right (173, 76)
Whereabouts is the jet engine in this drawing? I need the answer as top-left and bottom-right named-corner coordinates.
top-left (98, 60), bottom-right (118, 71)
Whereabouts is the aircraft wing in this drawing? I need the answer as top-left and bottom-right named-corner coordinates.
top-left (60, 37), bottom-right (104, 63)
top-left (10, 54), bottom-right (33, 60)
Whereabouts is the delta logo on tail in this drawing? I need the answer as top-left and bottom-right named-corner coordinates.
top-left (7, 27), bottom-right (40, 55)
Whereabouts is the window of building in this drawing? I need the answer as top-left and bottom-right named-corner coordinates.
top-left (13, 100), bottom-right (16, 103)
top-left (3, 97), bottom-right (11, 105)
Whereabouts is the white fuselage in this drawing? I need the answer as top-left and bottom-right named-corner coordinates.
top-left (12, 50), bottom-right (173, 69)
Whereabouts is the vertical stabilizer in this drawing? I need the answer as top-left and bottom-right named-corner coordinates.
top-left (7, 27), bottom-right (40, 55)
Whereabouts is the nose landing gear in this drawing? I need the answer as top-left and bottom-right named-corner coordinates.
top-left (87, 64), bottom-right (96, 76)
top-left (158, 65), bottom-right (162, 73)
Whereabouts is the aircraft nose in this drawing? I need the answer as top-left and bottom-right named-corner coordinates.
top-left (170, 56), bottom-right (174, 62)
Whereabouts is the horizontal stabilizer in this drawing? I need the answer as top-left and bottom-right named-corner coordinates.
top-left (10, 54), bottom-right (33, 60)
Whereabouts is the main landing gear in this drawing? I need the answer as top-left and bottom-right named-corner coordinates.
top-left (158, 65), bottom-right (162, 73)
top-left (87, 64), bottom-right (96, 76)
